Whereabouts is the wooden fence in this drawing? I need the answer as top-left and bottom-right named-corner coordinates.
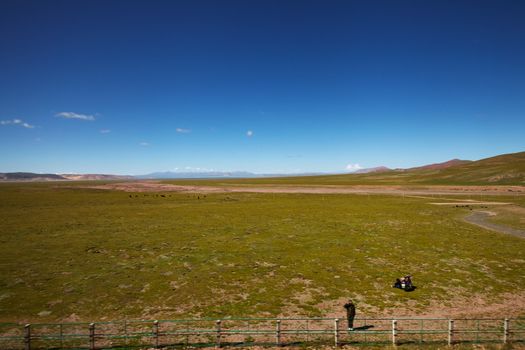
top-left (0, 317), bottom-right (524, 349)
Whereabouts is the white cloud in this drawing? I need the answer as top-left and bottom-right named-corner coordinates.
top-left (246, 130), bottom-right (253, 137)
top-left (100, 129), bottom-right (111, 134)
top-left (176, 128), bottom-right (190, 133)
top-left (55, 112), bottom-right (95, 121)
top-left (1, 118), bottom-right (35, 128)
top-left (345, 163), bottom-right (363, 172)
top-left (139, 142), bottom-right (150, 147)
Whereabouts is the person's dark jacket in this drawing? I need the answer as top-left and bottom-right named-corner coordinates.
top-left (344, 302), bottom-right (356, 317)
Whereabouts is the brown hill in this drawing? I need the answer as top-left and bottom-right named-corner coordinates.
top-left (60, 174), bottom-right (133, 181)
top-left (408, 159), bottom-right (472, 171)
top-left (354, 166), bottom-right (391, 174)
top-left (0, 172), bottom-right (66, 181)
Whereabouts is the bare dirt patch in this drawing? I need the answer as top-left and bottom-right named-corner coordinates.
top-left (315, 292), bottom-right (525, 320)
top-left (385, 291), bottom-right (525, 319)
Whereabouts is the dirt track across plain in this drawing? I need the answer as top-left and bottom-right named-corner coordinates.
top-left (430, 202), bottom-right (511, 205)
top-left (82, 181), bottom-right (525, 196)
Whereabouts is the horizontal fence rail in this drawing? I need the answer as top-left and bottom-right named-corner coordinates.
top-left (0, 317), bottom-right (524, 349)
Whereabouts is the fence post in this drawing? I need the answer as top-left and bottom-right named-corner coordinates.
top-left (24, 324), bottom-right (31, 350)
top-left (154, 320), bottom-right (159, 348)
top-left (334, 318), bottom-right (339, 347)
top-left (89, 323), bottom-right (95, 350)
top-left (306, 319), bottom-right (309, 343)
top-left (275, 319), bottom-right (281, 347)
top-left (60, 324), bottom-right (64, 349)
top-left (392, 320), bottom-right (397, 346)
top-left (503, 318), bottom-right (509, 344)
top-left (448, 319), bottom-right (454, 346)
top-left (216, 320), bottom-right (222, 348)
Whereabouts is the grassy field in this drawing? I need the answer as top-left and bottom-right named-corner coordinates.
top-left (487, 205), bottom-right (525, 231)
top-left (1, 182), bottom-right (525, 324)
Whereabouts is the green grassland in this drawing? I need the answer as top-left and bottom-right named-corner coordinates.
top-left (161, 151), bottom-right (525, 186)
top-left (1, 182), bottom-right (525, 323)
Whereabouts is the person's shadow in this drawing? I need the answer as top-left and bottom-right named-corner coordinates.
top-left (353, 325), bottom-right (375, 331)
top-left (404, 285), bottom-right (417, 292)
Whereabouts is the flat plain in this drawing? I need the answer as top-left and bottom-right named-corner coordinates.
top-left (1, 181), bottom-right (524, 324)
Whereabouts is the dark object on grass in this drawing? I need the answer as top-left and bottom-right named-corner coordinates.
top-left (393, 275), bottom-right (415, 291)
top-left (344, 300), bottom-right (356, 330)
top-left (393, 278), bottom-right (402, 289)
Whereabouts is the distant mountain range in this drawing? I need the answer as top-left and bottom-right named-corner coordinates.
top-left (0, 170), bottom-right (326, 181)
top-left (1, 151), bottom-right (523, 185)
top-left (60, 174), bottom-right (134, 181)
top-left (354, 166), bottom-right (391, 174)
top-left (0, 172), bottom-right (66, 181)
top-left (135, 171), bottom-right (258, 179)
top-left (0, 173), bottom-right (132, 182)
top-left (135, 171), bottom-right (328, 179)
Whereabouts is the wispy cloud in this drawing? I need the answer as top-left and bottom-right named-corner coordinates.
top-left (246, 130), bottom-right (254, 137)
top-left (176, 128), bottom-right (190, 133)
top-left (139, 142), bottom-right (150, 147)
top-left (100, 129), bottom-right (111, 134)
top-left (55, 112), bottom-right (95, 121)
top-left (345, 163), bottom-right (363, 172)
top-left (0, 118), bottom-right (35, 129)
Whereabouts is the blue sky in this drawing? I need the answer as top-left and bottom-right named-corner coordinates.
top-left (1, 0), bottom-right (524, 175)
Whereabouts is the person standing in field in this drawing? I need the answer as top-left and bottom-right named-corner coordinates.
top-left (344, 300), bottom-right (356, 331)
